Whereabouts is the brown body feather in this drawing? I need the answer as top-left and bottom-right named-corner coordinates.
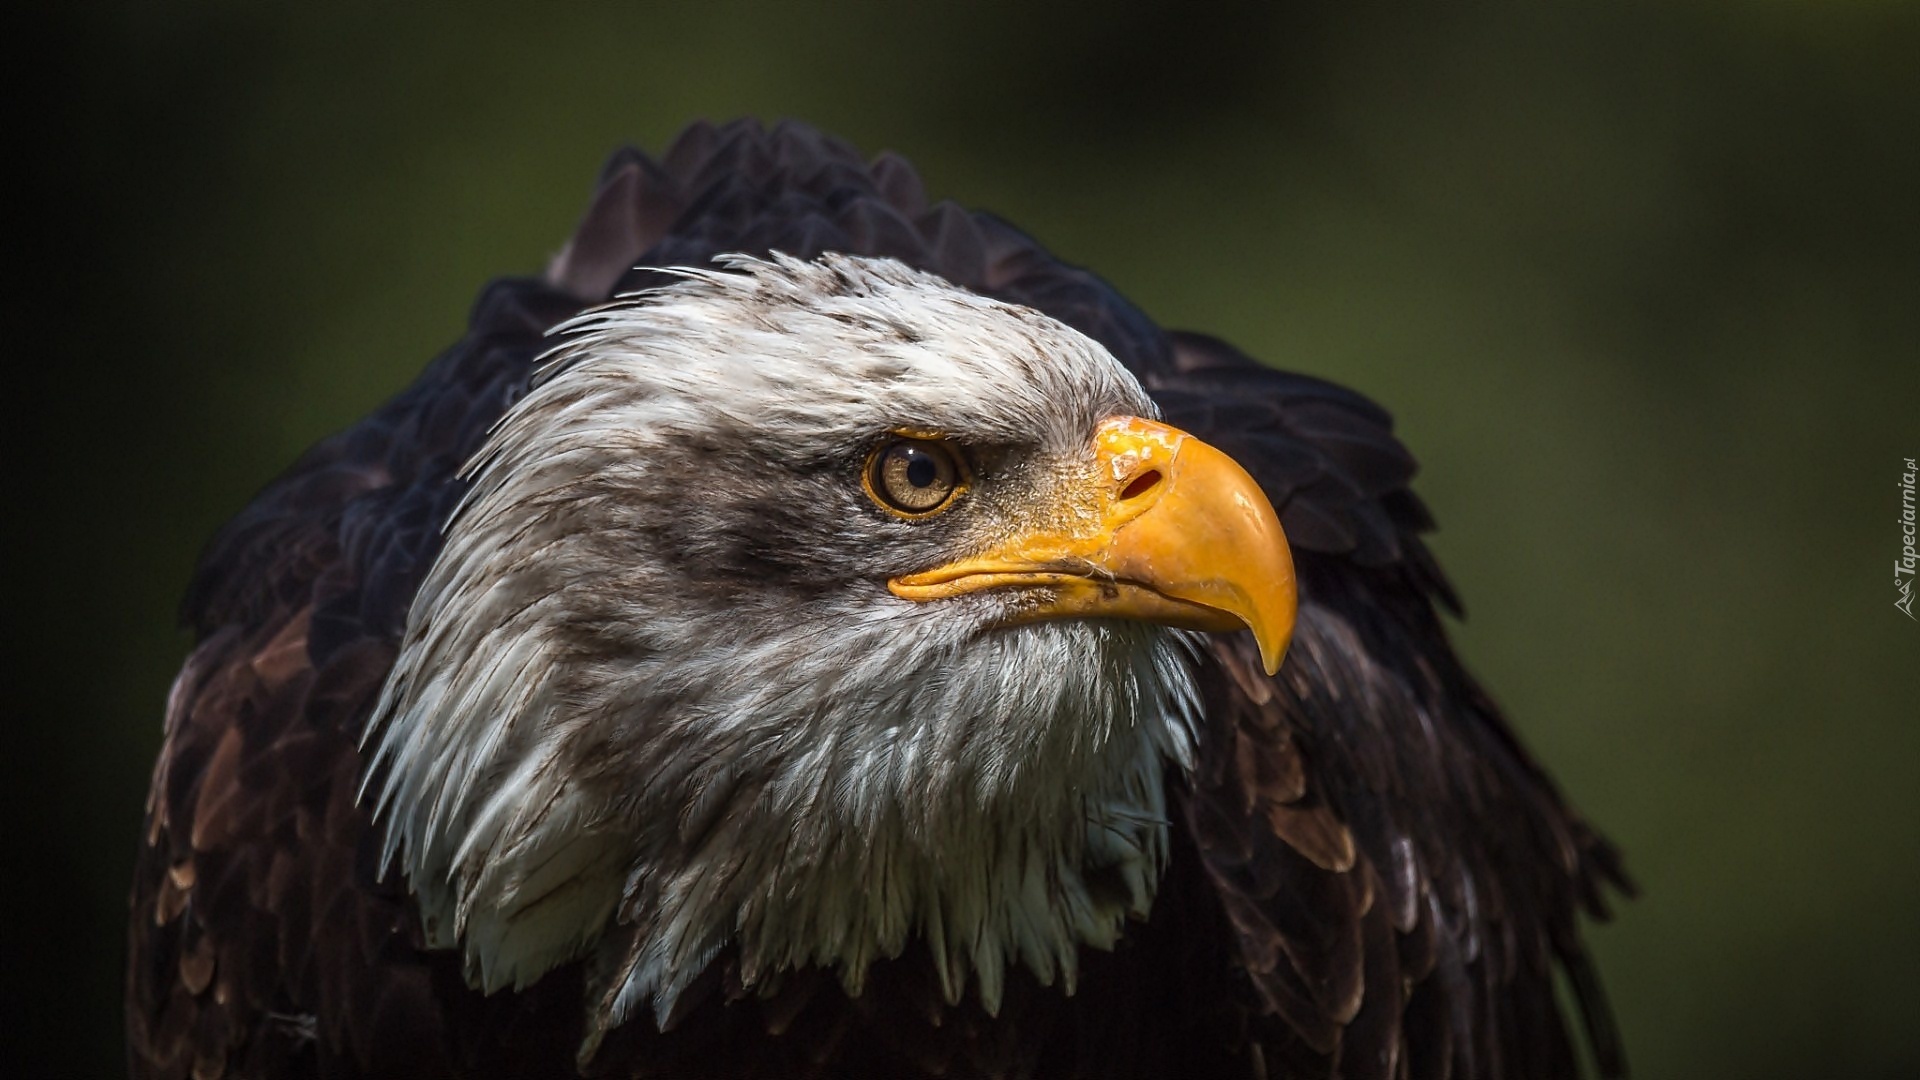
top-left (128, 119), bottom-right (1628, 1079)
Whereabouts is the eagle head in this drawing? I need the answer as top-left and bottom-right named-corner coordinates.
top-left (362, 253), bottom-right (1294, 1033)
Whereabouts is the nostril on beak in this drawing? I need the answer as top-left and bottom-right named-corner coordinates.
top-left (1119, 469), bottom-right (1163, 502)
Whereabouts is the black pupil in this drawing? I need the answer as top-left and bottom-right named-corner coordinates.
top-left (904, 451), bottom-right (938, 488)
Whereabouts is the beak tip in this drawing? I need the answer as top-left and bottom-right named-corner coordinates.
top-left (1248, 595), bottom-right (1295, 677)
top-left (1257, 639), bottom-right (1286, 677)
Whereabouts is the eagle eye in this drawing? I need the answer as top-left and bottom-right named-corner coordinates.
top-left (865, 436), bottom-right (966, 518)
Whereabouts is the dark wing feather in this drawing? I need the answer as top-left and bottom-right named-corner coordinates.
top-left (1154, 333), bottom-right (1631, 1078)
top-left (130, 280), bottom-right (594, 1079)
top-left (130, 119), bottom-right (1626, 1079)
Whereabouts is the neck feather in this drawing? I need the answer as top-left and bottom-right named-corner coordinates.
top-left (365, 596), bottom-right (1203, 1038)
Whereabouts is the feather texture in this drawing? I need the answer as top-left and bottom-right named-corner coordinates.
top-left (129, 119), bottom-right (1627, 1079)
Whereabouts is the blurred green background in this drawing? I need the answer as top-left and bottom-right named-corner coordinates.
top-left (16, 2), bottom-right (1916, 1077)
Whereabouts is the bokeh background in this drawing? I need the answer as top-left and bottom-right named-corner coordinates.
top-left (16, 3), bottom-right (1916, 1077)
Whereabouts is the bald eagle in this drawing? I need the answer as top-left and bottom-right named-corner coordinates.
top-left (127, 120), bottom-right (1628, 1080)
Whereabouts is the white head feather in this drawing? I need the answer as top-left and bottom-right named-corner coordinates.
top-left (361, 253), bottom-right (1201, 1042)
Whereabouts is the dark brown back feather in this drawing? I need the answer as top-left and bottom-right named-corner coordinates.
top-left (130, 118), bottom-right (1626, 1079)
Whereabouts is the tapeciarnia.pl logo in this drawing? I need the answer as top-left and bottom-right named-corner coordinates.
top-left (1898, 457), bottom-right (1917, 620)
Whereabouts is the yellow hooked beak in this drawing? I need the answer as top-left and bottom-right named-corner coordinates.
top-left (888, 416), bottom-right (1296, 675)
